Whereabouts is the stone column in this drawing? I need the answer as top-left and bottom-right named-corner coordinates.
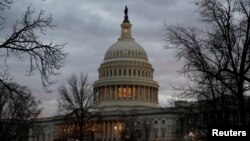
top-left (151, 88), bottom-right (153, 102)
top-left (153, 88), bottom-right (155, 102)
top-left (121, 85), bottom-right (123, 100)
top-left (115, 86), bottom-right (117, 100)
top-left (114, 120), bottom-right (117, 140)
top-left (138, 86), bottom-right (141, 101)
top-left (109, 86), bottom-right (112, 101)
top-left (132, 85), bottom-right (135, 100)
top-left (126, 85), bottom-right (128, 100)
top-left (93, 121), bottom-right (96, 140)
top-left (99, 87), bottom-right (102, 102)
top-left (106, 86), bottom-right (108, 101)
top-left (103, 121), bottom-right (106, 141)
top-left (143, 86), bottom-right (145, 101)
top-left (111, 121), bottom-right (113, 141)
top-left (147, 87), bottom-right (151, 101)
top-left (156, 89), bottom-right (158, 102)
top-left (107, 121), bottom-right (110, 140)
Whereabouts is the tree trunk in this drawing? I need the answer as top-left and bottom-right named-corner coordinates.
top-left (79, 123), bottom-right (83, 141)
top-left (238, 93), bottom-right (246, 126)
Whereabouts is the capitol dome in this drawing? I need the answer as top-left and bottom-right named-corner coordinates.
top-left (93, 6), bottom-right (159, 111)
top-left (104, 38), bottom-right (148, 61)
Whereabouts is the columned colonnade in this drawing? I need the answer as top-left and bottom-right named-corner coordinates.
top-left (55, 120), bottom-right (123, 141)
top-left (94, 85), bottom-right (158, 103)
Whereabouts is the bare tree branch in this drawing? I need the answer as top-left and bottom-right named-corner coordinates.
top-left (0, 5), bottom-right (66, 92)
top-left (166, 0), bottom-right (250, 126)
top-left (58, 73), bottom-right (95, 141)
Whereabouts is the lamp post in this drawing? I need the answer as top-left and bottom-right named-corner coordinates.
top-left (114, 124), bottom-right (122, 140)
top-left (188, 131), bottom-right (196, 141)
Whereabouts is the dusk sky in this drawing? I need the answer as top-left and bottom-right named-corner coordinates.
top-left (0, 0), bottom-right (201, 117)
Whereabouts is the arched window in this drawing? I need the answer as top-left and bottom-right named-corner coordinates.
top-left (129, 69), bottom-right (131, 76)
top-left (124, 69), bottom-right (126, 76)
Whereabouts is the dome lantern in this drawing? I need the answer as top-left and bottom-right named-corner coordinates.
top-left (120, 6), bottom-right (132, 39)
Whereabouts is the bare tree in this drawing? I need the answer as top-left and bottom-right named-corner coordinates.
top-left (165, 0), bottom-right (250, 126)
top-left (58, 73), bottom-right (95, 141)
top-left (0, 0), bottom-right (66, 93)
top-left (0, 82), bottom-right (41, 141)
top-left (123, 111), bottom-right (153, 141)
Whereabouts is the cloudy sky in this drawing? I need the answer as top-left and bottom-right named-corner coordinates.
top-left (1, 0), bottom-right (201, 117)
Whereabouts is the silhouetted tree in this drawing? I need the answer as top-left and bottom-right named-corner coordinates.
top-left (0, 1), bottom-right (65, 139)
top-left (0, 82), bottom-right (41, 141)
top-left (58, 73), bottom-right (95, 141)
top-left (123, 111), bottom-right (153, 141)
top-left (0, 0), bottom-right (66, 93)
top-left (166, 0), bottom-right (250, 126)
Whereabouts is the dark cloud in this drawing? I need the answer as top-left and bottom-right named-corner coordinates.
top-left (0, 0), bottom-right (200, 116)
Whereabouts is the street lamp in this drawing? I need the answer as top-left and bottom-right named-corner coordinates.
top-left (114, 123), bottom-right (122, 140)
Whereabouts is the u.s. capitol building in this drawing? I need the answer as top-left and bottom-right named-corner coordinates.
top-left (29, 7), bottom-right (187, 141)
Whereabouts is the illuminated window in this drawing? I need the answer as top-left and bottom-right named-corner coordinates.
top-left (128, 87), bottom-right (132, 99)
top-left (123, 87), bottom-right (127, 99)
top-left (123, 27), bottom-right (128, 34)
top-left (118, 87), bottom-right (122, 99)
top-left (118, 123), bottom-right (122, 130)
